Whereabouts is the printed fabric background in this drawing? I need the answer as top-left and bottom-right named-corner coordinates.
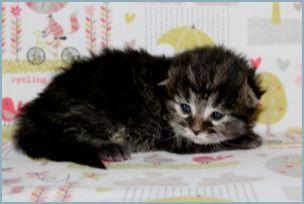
top-left (2, 2), bottom-right (302, 202)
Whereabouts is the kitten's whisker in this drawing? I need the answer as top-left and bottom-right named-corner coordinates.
top-left (212, 144), bottom-right (217, 152)
top-left (222, 141), bottom-right (244, 148)
top-left (214, 143), bottom-right (223, 152)
top-left (213, 145), bottom-right (216, 151)
top-left (216, 143), bottom-right (222, 151)
top-left (210, 144), bottom-right (215, 152)
top-left (212, 143), bottom-right (220, 152)
top-left (218, 143), bottom-right (226, 151)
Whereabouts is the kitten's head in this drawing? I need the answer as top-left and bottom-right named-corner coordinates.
top-left (161, 46), bottom-right (264, 145)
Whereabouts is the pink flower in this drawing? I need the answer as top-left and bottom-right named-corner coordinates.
top-left (85, 5), bottom-right (95, 15)
top-left (10, 5), bottom-right (21, 17)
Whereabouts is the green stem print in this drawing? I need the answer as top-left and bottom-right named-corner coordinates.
top-left (10, 5), bottom-right (22, 61)
top-left (85, 6), bottom-right (97, 54)
top-left (272, 2), bottom-right (281, 24)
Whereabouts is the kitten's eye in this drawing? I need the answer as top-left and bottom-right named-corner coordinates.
top-left (210, 111), bottom-right (224, 121)
top-left (180, 104), bottom-right (191, 114)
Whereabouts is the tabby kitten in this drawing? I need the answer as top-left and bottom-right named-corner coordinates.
top-left (13, 46), bottom-right (264, 168)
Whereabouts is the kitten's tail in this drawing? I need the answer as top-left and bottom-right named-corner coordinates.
top-left (13, 123), bottom-right (106, 169)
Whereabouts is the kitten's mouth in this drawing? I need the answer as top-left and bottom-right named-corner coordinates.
top-left (191, 136), bottom-right (225, 145)
top-left (184, 129), bottom-right (227, 145)
top-left (170, 122), bottom-right (227, 145)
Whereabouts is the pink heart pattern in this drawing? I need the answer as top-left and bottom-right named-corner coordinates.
top-left (250, 57), bottom-right (262, 69)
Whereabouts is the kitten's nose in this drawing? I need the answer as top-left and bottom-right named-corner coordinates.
top-left (191, 117), bottom-right (202, 136)
top-left (191, 129), bottom-right (200, 136)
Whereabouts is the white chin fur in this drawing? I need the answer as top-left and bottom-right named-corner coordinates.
top-left (170, 122), bottom-right (226, 145)
top-left (183, 129), bottom-right (225, 145)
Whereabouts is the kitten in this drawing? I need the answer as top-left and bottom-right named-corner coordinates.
top-left (13, 46), bottom-right (264, 168)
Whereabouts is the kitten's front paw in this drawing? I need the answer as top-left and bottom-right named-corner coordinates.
top-left (239, 134), bottom-right (262, 149)
top-left (224, 133), bottom-right (262, 150)
top-left (98, 143), bottom-right (131, 162)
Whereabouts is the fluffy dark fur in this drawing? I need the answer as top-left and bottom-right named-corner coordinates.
top-left (13, 46), bottom-right (264, 168)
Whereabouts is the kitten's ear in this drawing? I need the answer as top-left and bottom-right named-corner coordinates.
top-left (158, 79), bottom-right (168, 86)
top-left (243, 82), bottom-right (259, 108)
top-left (242, 71), bottom-right (265, 108)
top-left (247, 69), bottom-right (265, 99)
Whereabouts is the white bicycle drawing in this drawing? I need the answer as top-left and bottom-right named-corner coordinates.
top-left (27, 31), bottom-right (80, 65)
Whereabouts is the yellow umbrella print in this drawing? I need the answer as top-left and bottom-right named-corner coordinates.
top-left (157, 26), bottom-right (215, 51)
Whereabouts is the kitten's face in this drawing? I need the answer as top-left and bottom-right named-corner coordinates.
top-left (166, 90), bottom-right (248, 145)
top-left (163, 47), bottom-right (263, 145)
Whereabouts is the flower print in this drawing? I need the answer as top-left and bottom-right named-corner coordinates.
top-left (11, 5), bottom-right (21, 17)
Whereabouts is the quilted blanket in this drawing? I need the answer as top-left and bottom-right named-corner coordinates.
top-left (2, 130), bottom-right (302, 202)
